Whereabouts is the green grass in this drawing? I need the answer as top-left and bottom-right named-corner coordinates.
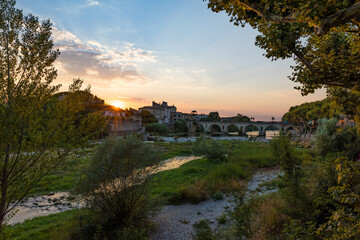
top-left (149, 141), bottom-right (279, 204)
top-left (149, 157), bottom-right (209, 203)
top-left (9, 140), bottom-right (289, 239)
top-left (27, 142), bottom-right (193, 196)
top-left (28, 149), bottom-right (94, 196)
top-left (152, 142), bottom-right (193, 160)
top-left (4, 209), bottom-right (85, 240)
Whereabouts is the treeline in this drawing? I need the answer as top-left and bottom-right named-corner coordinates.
top-left (282, 98), bottom-right (338, 123)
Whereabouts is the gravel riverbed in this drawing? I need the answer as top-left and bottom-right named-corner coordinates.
top-left (150, 167), bottom-right (281, 240)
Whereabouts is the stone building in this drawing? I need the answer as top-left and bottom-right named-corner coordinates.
top-left (139, 101), bottom-right (176, 124)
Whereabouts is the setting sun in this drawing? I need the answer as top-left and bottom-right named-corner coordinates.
top-left (109, 100), bottom-right (126, 109)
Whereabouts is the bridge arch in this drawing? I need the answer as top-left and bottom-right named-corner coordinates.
top-left (209, 124), bottom-right (222, 133)
top-left (244, 125), bottom-right (259, 132)
top-left (285, 126), bottom-right (294, 132)
top-left (265, 125), bottom-right (280, 131)
top-left (227, 124), bottom-right (239, 133)
top-left (195, 123), bottom-right (205, 132)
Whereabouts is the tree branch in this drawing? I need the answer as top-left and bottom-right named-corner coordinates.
top-left (235, 0), bottom-right (300, 23)
top-left (235, 1), bottom-right (360, 35)
top-left (316, 2), bottom-right (360, 35)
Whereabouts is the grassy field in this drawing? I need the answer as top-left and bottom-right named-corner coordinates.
top-left (150, 141), bottom-right (278, 204)
top-left (27, 141), bottom-right (194, 196)
top-left (5, 209), bottom-right (83, 240)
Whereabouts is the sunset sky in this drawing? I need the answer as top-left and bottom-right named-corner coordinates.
top-left (17, 0), bottom-right (326, 120)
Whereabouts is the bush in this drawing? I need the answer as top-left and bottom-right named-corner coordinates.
top-left (145, 123), bottom-right (169, 135)
top-left (192, 220), bottom-right (216, 240)
top-left (314, 118), bottom-right (360, 159)
top-left (270, 133), bottom-right (311, 220)
top-left (192, 137), bottom-right (227, 164)
top-left (231, 187), bottom-right (257, 239)
top-left (212, 191), bottom-right (224, 200)
top-left (174, 119), bottom-right (188, 133)
top-left (73, 135), bottom-right (159, 239)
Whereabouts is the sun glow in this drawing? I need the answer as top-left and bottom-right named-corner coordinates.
top-left (109, 100), bottom-right (126, 109)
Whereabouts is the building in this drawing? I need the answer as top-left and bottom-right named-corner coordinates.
top-left (171, 112), bottom-right (184, 122)
top-left (104, 107), bottom-right (143, 135)
top-left (139, 101), bottom-right (177, 124)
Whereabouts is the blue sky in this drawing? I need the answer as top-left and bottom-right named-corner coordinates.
top-left (17, 0), bottom-right (326, 120)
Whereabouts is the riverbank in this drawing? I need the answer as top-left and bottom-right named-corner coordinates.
top-left (7, 155), bottom-right (204, 225)
top-left (6, 140), bottom-right (282, 239)
top-left (150, 168), bottom-right (281, 240)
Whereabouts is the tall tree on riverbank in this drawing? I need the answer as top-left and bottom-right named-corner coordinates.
top-left (204, 0), bottom-right (360, 121)
top-left (0, 0), bottom-right (104, 232)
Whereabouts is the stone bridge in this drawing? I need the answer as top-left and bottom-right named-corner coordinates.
top-left (187, 121), bottom-right (303, 136)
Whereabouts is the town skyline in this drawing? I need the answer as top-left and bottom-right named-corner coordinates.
top-left (17, 0), bottom-right (326, 120)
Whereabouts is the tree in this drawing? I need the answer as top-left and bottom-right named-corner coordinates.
top-left (314, 118), bottom-right (360, 158)
top-left (174, 119), bottom-right (188, 133)
top-left (0, 0), bottom-right (104, 231)
top-left (207, 112), bottom-right (220, 121)
top-left (270, 133), bottom-right (309, 219)
top-left (204, 0), bottom-right (360, 120)
top-left (73, 136), bottom-right (159, 239)
top-left (145, 122), bottom-right (169, 135)
top-left (282, 99), bottom-right (338, 123)
top-left (140, 110), bottom-right (157, 124)
top-left (233, 113), bottom-right (250, 122)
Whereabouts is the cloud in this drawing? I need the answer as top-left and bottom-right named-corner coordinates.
top-left (192, 69), bottom-right (206, 74)
top-left (87, 0), bottom-right (100, 6)
top-left (110, 96), bottom-right (146, 102)
top-left (52, 26), bottom-right (156, 83)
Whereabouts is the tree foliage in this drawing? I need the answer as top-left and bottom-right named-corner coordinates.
top-left (192, 137), bottom-right (227, 164)
top-left (233, 113), bottom-right (250, 122)
top-left (204, 0), bottom-right (360, 121)
top-left (174, 119), bottom-right (188, 133)
top-left (270, 134), bottom-right (309, 220)
top-left (314, 118), bottom-right (360, 158)
top-left (205, 112), bottom-right (220, 121)
top-left (140, 110), bottom-right (157, 124)
top-left (282, 99), bottom-right (338, 123)
top-left (145, 123), bottom-right (169, 135)
top-left (0, 0), bottom-right (104, 231)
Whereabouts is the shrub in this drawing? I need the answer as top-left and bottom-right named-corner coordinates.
top-left (270, 133), bottom-right (312, 220)
top-left (212, 191), bottom-right (224, 200)
top-left (174, 119), bottom-right (188, 133)
top-left (145, 123), bottom-right (169, 135)
top-left (217, 213), bottom-right (227, 225)
top-left (192, 220), bottom-right (216, 240)
top-left (179, 181), bottom-right (208, 204)
top-left (192, 137), bottom-right (227, 164)
top-left (254, 194), bottom-right (289, 238)
top-left (73, 135), bottom-right (159, 239)
top-left (314, 118), bottom-right (360, 159)
top-left (231, 187), bottom-right (257, 239)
